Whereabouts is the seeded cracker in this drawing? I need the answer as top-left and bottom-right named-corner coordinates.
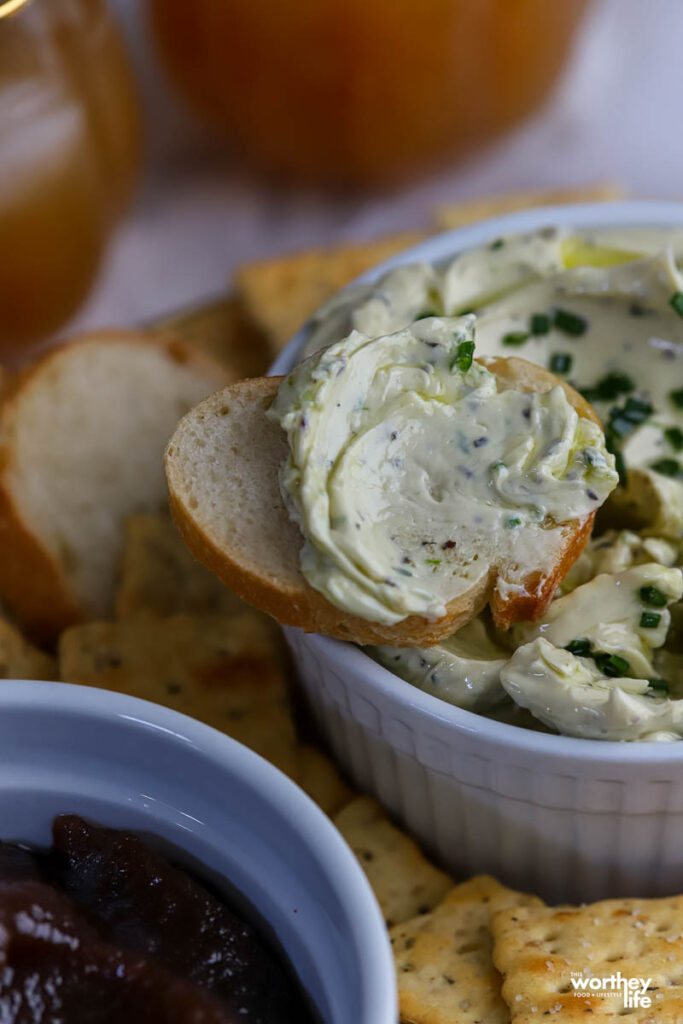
top-left (58, 613), bottom-right (298, 774)
top-left (115, 514), bottom-right (248, 620)
top-left (294, 745), bottom-right (355, 817)
top-left (149, 296), bottom-right (270, 380)
top-left (0, 617), bottom-right (55, 680)
top-left (435, 183), bottom-right (625, 230)
top-left (333, 797), bottom-right (452, 927)
top-left (492, 896), bottom-right (683, 1022)
top-left (236, 232), bottom-right (425, 352)
top-left (391, 875), bottom-right (543, 1024)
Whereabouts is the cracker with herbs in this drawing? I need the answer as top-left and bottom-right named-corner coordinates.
top-left (236, 231), bottom-right (425, 353)
top-left (149, 296), bottom-right (270, 380)
top-left (435, 183), bottom-right (625, 231)
top-left (293, 745), bottom-right (355, 817)
top-left (333, 797), bottom-right (451, 927)
top-left (0, 617), bottom-right (56, 680)
top-left (58, 613), bottom-right (297, 774)
top-left (392, 875), bottom-right (543, 1024)
top-left (115, 514), bottom-right (248, 620)
top-left (492, 895), bottom-right (683, 1022)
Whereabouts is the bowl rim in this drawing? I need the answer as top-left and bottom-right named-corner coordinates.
top-left (0, 679), bottom-right (397, 1024)
top-left (270, 198), bottom-right (683, 763)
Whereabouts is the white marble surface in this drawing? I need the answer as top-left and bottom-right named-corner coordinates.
top-left (67, 0), bottom-right (683, 335)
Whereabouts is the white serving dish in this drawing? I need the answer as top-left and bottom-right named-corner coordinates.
top-left (0, 680), bottom-right (396, 1024)
top-left (271, 200), bottom-right (683, 905)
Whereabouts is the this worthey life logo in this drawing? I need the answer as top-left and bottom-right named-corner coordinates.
top-left (570, 971), bottom-right (652, 1009)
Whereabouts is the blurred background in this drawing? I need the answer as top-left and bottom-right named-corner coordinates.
top-left (1, 0), bottom-right (681, 360)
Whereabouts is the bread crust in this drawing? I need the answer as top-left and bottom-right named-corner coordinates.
top-left (167, 360), bottom-right (600, 647)
top-left (0, 330), bottom-right (227, 643)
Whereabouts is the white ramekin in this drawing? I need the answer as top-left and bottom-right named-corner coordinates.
top-left (271, 200), bottom-right (683, 905)
top-left (0, 680), bottom-right (396, 1024)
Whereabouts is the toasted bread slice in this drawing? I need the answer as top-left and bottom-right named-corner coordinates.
top-left (0, 331), bottom-right (228, 642)
top-left (165, 357), bottom-right (601, 647)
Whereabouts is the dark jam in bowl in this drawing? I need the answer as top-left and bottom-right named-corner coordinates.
top-left (0, 815), bottom-right (315, 1023)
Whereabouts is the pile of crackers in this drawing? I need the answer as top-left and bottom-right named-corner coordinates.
top-left (6, 182), bottom-right (677, 1024)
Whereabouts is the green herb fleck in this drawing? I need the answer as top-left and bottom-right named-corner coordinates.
top-left (490, 238), bottom-right (505, 250)
top-left (639, 585), bottom-right (668, 608)
top-left (451, 339), bottom-right (475, 372)
top-left (565, 638), bottom-right (593, 657)
top-left (554, 308), bottom-right (588, 336)
top-left (670, 388), bottom-right (683, 409)
top-left (650, 458), bottom-right (683, 479)
top-left (505, 517), bottom-right (522, 528)
top-left (592, 372), bottom-right (635, 401)
top-left (665, 426), bottom-right (683, 451)
top-left (530, 313), bottom-right (551, 336)
top-left (640, 611), bottom-right (662, 629)
top-left (649, 678), bottom-right (670, 694)
top-left (424, 559), bottom-right (441, 566)
top-left (502, 331), bottom-right (530, 347)
top-left (549, 353), bottom-right (572, 374)
top-left (593, 652), bottom-right (631, 678)
top-left (670, 291), bottom-right (683, 318)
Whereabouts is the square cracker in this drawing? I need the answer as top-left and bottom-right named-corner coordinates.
top-left (333, 796), bottom-right (451, 927)
top-left (293, 745), bottom-right (354, 817)
top-left (0, 617), bottom-right (56, 680)
top-left (236, 231), bottom-right (425, 352)
top-left (58, 613), bottom-right (297, 774)
top-left (391, 875), bottom-right (543, 1024)
top-left (115, 514), bottom-right (248, 620)
top-left (149, 296), bottom-right (270, 380)
top-left (492, 896), bottom-right (683, 1022)
top-left (435, 183), bottom-right (625, 231)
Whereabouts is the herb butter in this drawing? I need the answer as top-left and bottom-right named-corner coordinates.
top-left (271, 317), bottom-right (617, 626)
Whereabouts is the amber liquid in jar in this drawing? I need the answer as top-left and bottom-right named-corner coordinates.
top-left (0, 0), bottom-right (140, 355)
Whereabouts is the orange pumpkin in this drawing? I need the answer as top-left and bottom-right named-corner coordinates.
top-left (150, 0), bottom-right (588, 187)
top-left (0, 0), bottom-right (141, 353)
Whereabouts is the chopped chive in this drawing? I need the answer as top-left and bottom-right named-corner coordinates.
top-left (593, 372), bottom-right (635, 401)
top-left (670, 388), bottom-right (683, 409)
top-left (593, 652), bottom-right (631, 678)
top-left (490, 460), bottom-right (506, 471)
top-left (650, 458), bottom-right (683, 478)
top-left (554, 308), bottom-right (588, 336)
top-left (640, 611), bottom-right (662, 629)
top-left (451, 339), bottom-right (475, 372)
top-left (424, 558), bottom-right (441, 566)
top-left (490, 238), bottom-right (504, 250)
top-left (502, 331), bottom-right (530, 347)
top-left (565, 638), bottom-right (593, 657)
top-left (550, 353), bottom-right (572, 374)
top-left (609, 415), bottom-right (636, 438)
top-left (665, 426), bottom-right (683, 451)
top-left (670, 291), bottom-right (683, 318)
top-left (416, 310), bottom-right (438, 320)
top-left (622, 396), bottom-right (653, 421)
top-left (649, 678), bottom-right (670, 694)
top-left (530, 312), bottom-right (551, 336)
top-left (505, 517), bottom-right (522, 528)
top-left (639, 585), bottom-right (668, 608)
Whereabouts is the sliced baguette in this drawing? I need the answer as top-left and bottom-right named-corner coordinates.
top-left (0, 331), bottom-right (228, 641)
top-left (166, 357), bottom-right (601, 647)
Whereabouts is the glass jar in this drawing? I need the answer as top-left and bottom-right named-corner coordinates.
top-left (150, 0), bottom-right (589, 188)
top-left (0, 0), bottom-right (141, 353)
